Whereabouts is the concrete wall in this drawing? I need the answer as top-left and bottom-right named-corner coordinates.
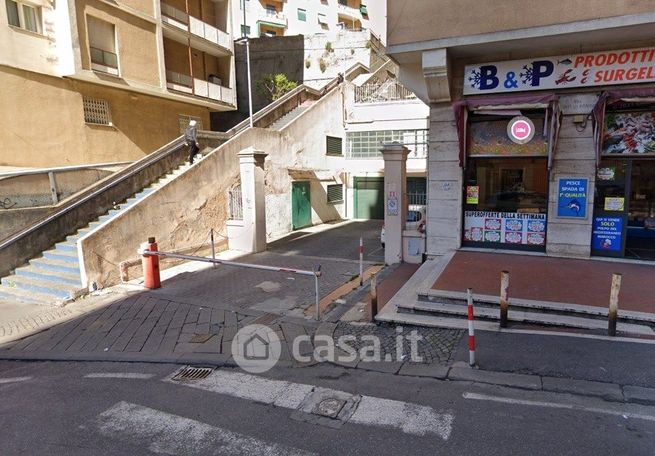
top-left (0, 66), bottom-right (210, 167)
top-left (80, 86), bottom-right (346, 287)
top-left (0, 207), bottom-right (53, 242)
top-left (387, 1), bottom-right (655, 47)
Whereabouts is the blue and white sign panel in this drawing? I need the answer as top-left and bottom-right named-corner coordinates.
top-left (557, 178), bottom-right (588, 218)
top-left (591, 216), bottom-right (623, 252)
top-left (463, 47), bottom-right (655, 95)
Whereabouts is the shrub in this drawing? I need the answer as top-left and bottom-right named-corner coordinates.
top-left (256, 73), bottom-right (298, 101)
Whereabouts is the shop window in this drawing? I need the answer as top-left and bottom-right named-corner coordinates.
top-left (326, 136), bottom-right (343, 156)
top-left (327, 184), bottom-right (343, 204)
top-left (83, 98), bottom-right (112, 126)
top-left (5, 0), bottom-right (42, 34)
top-left (87, 16), bottom-right (119, 76)
top-left (463, 114), bottom-right (549, 250)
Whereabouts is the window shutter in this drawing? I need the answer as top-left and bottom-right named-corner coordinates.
top-left (326, 136), bottom-right (343, 156)
top-left (327, 184), bottom-right (343, 203)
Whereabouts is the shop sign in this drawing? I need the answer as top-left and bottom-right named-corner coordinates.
top-left (507, 116), bottom-right (535, 144)
top-left (557, 178), bottom-right (587, 218)
top-left (559, 94), bottom-right (600, 115)
top-left (604, 197), bottom-right (625, 211)
top-left (464, 211), bottom-right (547, 246)
top-left (592, 216), bottom-right (623, 252)
top-left (597, 167), bottom-right (616, 181)
top-left (466, 186), bottom-right (479, 204)
top-left (464, 47), bottom-right (655, 95)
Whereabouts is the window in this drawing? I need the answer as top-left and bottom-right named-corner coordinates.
top-left (317, 13), bottom-right (327, 25)
top-left (327, 184), bottom-right (343, 204)
top-left (5, 0), bottom-right (41, 34)
top-left (326, 136), bottom-right (343, 156)
top-left (179, 115), bottom-right (203, 134)
top-left (346, 130), bottom-right (428, 159)
top-left (87, 16), bottom-right (118, 75)
top-left (240, 24), bottom-right (250, 36)
top-left (265, 4), bottom-right (276, 16)
top-left (83, 98), bottom-right (112, 126)
top-left (297, 8), bottom-right (306, 21)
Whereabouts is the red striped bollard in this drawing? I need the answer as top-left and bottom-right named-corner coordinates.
top-left (141, 237), bottom-right (161, 289)
top-left (467, 288), bottom-right (476, 367)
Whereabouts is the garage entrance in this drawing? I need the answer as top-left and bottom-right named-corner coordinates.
top-left (354, 177), bottom-right (384, 219)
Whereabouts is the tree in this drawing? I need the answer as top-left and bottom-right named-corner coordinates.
top-left (256, 73), bottom-right (298, 102)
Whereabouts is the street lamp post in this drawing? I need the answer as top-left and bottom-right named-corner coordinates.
top-left (236, 0), bottom-right (254, 128)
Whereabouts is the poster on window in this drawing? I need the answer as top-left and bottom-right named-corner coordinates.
top-left (592, 216), bottom-right (623, 252)
top-left (464, 211), bottom-right (547, 246)
top-left (603, 111), bottom-right (655, 154)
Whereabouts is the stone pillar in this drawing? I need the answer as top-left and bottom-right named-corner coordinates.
top-left (382, 143), bottom-right (409, 265)
top-left (234, 147), bottom-right (268, 253)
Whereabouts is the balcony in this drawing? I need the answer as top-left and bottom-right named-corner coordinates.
top-left (90, 46), bottom-right (119, 76)
top-left (160, 3), bottom-right (231, 53)
top-left (258, 8), bottom-right (287, 27)
top-left (166, 70), bottom-right (234, 105)
top-left (337, 2), bottom-right (362, 20)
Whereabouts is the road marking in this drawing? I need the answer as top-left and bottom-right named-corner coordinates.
top-left (85, 373), bottom-right (156, 379)
top-left (463, 392), bottom-right (655, 422)
top-left (96, 401), bottom-right (316, 456)
top-left (167, 369), bottom-right (454, 438)
top-left (0, 376), bottom-right (32, 384)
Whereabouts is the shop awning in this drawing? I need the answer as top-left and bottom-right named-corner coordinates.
top-left (591, 87), bottom-right (655, 165)
top-left (452, 93), bottom-right (560, 169)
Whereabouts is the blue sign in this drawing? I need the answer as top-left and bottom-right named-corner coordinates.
top-left (592, 216), bottom-right (623, 252)
top-left (557, 178), bottom-right (588, 218)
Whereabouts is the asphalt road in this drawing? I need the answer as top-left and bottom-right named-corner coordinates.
top-left (1, 360), bottom-right (653, 456)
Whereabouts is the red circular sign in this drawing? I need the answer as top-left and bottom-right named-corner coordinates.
top-left (507, 116), bottom-right (535, 144)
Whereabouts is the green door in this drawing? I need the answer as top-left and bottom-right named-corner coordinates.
top-left (292, 181), bottom-right (311, 229)
top-left (354, 177), bottom-right (384, 219)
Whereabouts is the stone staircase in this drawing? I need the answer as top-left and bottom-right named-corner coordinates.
top-left (268, 101), bottom-right (315, 131)
top-left (0, 158), bottom-right (200, 305)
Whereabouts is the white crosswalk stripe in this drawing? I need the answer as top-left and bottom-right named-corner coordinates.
top-left (96, 401), bottom-right (317, 456)
top-left (166, 369), bottom-right (454, 439)
top-left (0, 376), bottom-right (32, 384)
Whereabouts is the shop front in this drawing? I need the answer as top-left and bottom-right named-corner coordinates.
top-left (451, 46), bottom-right (655, 260)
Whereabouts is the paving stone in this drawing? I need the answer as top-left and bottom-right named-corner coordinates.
top-left (542, 376), bottom-right (623, 401)
top-left (398, 363), bottom-right (450, 379)
top-left (449, 367), bottom-right (542, 390)
top-left (623, 385), bottom-right (655, 405)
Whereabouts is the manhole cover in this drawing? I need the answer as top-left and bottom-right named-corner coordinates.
top-left (314, 398), bottom-right (346, 418)
top-left (171, 366), bottom-right (213, 382)
top-left (189, 334), bottom-right (214, 343)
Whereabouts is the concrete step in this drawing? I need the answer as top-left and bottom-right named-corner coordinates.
top-left (0, 286), bottom-right (62, 305)
top-left (0, 275), bottom-right (80, 300)
top-left (14, 266), bottom-right (81, 287)
top-left (418, 290), bottom-right (655, 325)
top-left (54, 241), bottom-right (77, 253)
top-left (42, 248), bottom-right (79, 264)
top-left (29, 257), bottom-right (80, 275)
top-left (398, 300), bottom-right (655, 336)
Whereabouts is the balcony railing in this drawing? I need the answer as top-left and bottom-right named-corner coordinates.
top-left (166, 70), bottom-right (234, 105)
top-left (161, 2), bottom-right (231, 50)
top-left (259, 9), bottom-right (287, 26)
top-left (354, 81), bottom-right (417, 103)
top-left (90, 46), bottom-right (119, 75)
top-left (337, 2), bottom-right (362, 19)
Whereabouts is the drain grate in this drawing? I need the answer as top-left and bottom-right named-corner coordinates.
top-left (171, 366), bottom-right (214, 382)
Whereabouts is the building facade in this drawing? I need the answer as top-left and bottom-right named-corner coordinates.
top-left (0, 0), bottom-right (236, 168)
top-left (386, 2), bottom-right (655, 262)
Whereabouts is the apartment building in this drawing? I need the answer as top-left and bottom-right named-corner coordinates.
top-left (386, 1), bottom-right (655, 262)
top-left (233, 0), bottom-right (385, 39)
top-left (0, 0), bottom-right (236, 168)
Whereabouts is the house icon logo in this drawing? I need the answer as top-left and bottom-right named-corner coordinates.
top-left (232, 324), bottom-right (281, 373)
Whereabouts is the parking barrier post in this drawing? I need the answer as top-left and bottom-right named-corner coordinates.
top-left (499, 271), bottom-right (510, 328)
top-left (608, 273), bottom-right (622, 337)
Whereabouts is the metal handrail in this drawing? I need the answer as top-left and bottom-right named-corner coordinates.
top-left (0, 161), bottom-right (133, 179)
top-left (0, 136), bottom-right (185, 249)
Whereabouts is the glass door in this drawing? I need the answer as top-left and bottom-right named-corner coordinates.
top-left (626, 160), bottom-right (655, 260)
top-left (591, 160), bottom-right (629, 257)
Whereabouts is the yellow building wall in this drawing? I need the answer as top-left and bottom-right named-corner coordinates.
top-left (76, 0), bottom-right (161, 87)
top-left (122, 0), bottom-right (155, 16)
top-left (0, 66), bottom-right (210, 167)
top-left (387, 0), bottom-right (655, 46)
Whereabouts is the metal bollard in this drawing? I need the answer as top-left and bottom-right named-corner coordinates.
top-left (359, 236), bottom-right (364, 286)
top-left (467, 288), bottom-right (476, 367)
top-left (141, 237), bottom-right (161, 289)
top-left (608, 273), bottom-right (622, 337)
top-left (210, 229), bottom-right (216, 268)
top-left (499, 270), bottom-right (510, 328)
top-left (369, 274), bottom-right (378, 322)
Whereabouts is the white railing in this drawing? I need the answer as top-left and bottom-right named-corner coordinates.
top-left (161, 3), bottom-right (231, 50)
top-left (337, 3), bottom-right (361, 18)
top-left (354, 81), bottom-right (417, 103)
top-left (259, 9), bottom-right (287, 25)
